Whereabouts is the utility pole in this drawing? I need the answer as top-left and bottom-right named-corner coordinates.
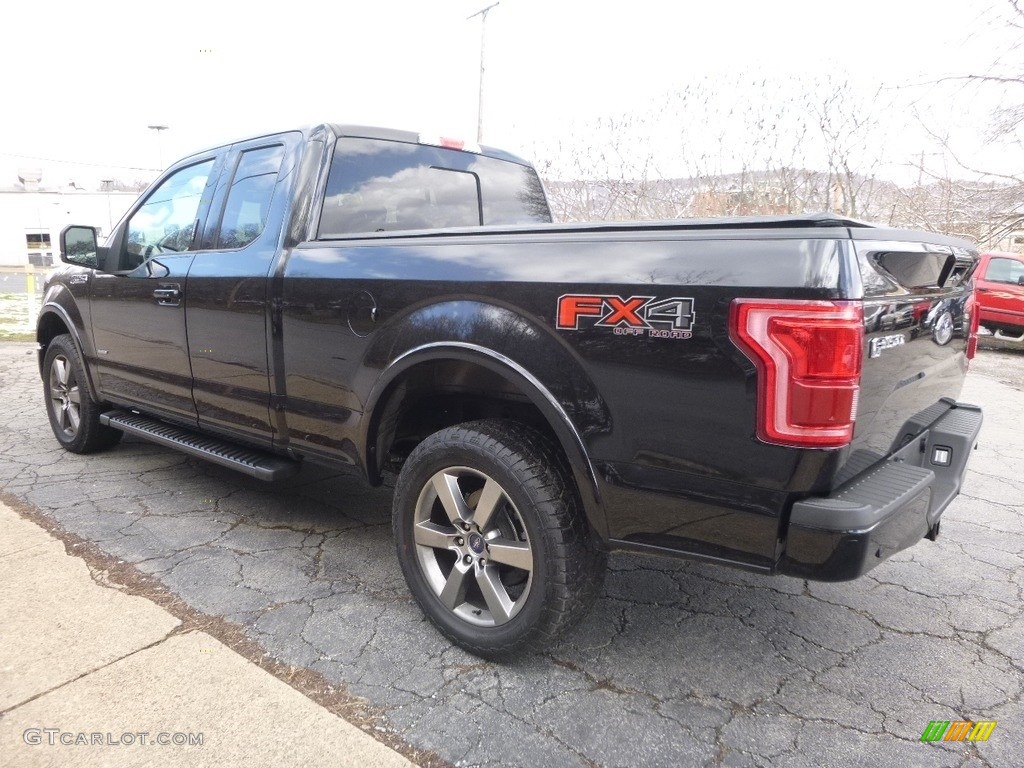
top-left (100, 179), bottom-right (114, 232)
top-left (147, 125), bottom-right (169, 170)
top-left (468, 2), bottom-right (500, 144)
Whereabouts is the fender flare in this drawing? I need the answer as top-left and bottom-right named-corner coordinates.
top-left (37, 301), bottom-right (101, 401)
top-left (363, 341), bottom-right (606, 533)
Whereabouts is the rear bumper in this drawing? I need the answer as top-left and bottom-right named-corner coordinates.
top-left (777, 400), bottom-right (983, 581)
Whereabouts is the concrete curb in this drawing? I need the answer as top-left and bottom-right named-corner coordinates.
top-left (0, 501), bottom-right (414, 767)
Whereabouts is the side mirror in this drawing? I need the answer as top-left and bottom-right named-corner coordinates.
top-left (1018, 275), bottom-right (1024, 286)
top-left (60, 225), bottom-right (100, 269)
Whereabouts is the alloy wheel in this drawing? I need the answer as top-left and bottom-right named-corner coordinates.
top-left (48, 354), bottom-right (81, 438)
top-left (413, 466), bottom-right (534, 627)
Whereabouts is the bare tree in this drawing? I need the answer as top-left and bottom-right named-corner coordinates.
top-left (538, 76), bottom-right (895, 223)
top-left (890, 0), bottom-right (1024, 247)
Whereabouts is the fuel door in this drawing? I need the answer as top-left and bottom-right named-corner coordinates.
top-left (347, 290), bottom-right (378, 337)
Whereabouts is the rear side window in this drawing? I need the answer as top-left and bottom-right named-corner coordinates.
top-left (985, 257), bottom-right (1024, 284)
top-left (217, 145), bottom-right (285, 249)
top-left (317, 137), bottom-right (550, 237)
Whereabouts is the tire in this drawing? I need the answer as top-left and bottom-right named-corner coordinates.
top-left (392, 419), bottom-right (607, 657)
top-left (42, 334), bottom-right (122, 454)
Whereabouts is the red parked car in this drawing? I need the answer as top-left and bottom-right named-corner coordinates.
top-left (975, 251), bottom-right (1024, 339)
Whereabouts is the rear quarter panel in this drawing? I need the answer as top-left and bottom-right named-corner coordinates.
top-left (281, 227), bottom-right (856, 566)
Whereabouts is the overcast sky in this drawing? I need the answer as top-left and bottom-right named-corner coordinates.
top-left (1, 0), bottom-right (1019, 190)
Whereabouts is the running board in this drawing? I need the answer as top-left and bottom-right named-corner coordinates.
top-left (100, 410), bottom-right (299, 481)
top-left (992, 328), bottom-right (1024, 343)
top-left (979, 326), bottom-right (1024, 344)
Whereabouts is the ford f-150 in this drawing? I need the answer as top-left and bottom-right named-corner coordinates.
top-left (39, 123), bottom-right (983, 656)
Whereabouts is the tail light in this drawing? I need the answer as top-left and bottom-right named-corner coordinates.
top-left (730, 299), bottom-right (864, 448)
top-left (965, 292), bottom-right (980, 363)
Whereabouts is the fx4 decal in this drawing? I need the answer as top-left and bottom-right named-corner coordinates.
top-left (556, 294), bottom-right (696, 339)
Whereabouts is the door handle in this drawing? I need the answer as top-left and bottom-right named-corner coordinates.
top-left (153, 285), bottom-right (182, 306)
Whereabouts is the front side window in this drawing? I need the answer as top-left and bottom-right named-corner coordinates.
top-left (318, 137), bottom-right (550, 238)
top-left (217, 145), bottom-right (285, 249)
top-left (986, 257), bottom-right (1024, 285)
top-left (124, 160), bottom-right (214, 268)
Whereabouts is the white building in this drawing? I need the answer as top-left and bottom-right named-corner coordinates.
top-left (0, 181), bottom-right (138, 268)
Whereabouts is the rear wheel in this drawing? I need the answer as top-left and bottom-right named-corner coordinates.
top-left (393, 419), bottom-right (606, 657)
top-left (42, 334), bottom-right (122, 454)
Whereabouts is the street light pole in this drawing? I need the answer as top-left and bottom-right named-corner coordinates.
top-left (100, 179), bottom-right (114, 233)
top-left (468, 2), bottom-right (500, 144)
top-left (147, 125), bottom-right (169, 170)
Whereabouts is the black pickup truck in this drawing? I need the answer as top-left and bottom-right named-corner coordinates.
top-left (39, 123), bottom-right (983, 656)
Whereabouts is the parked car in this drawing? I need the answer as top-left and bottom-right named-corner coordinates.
top-left (975, 251), bottom-right (1024, 340)
top-left (39, 123), bottom-right (983, 656)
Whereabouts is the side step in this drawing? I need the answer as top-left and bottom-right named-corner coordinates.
top-left (979, 326), bottom-right (1024, 346)
top-left (100, 410), bottom-right (299, 481)
top-left (992, 328), bottom-right (1024, 343)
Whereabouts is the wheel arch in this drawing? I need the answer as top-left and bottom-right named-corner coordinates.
top-left (363, 342), bottom-right (608, 539)
top-left (37, 302), bottom-right (100, 401)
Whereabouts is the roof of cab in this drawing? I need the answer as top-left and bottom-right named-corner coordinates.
top-left (171, 123), bottom-right (536, 170)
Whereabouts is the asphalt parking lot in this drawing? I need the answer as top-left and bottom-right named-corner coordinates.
top-left (1, 340), bottom-right (1021, 767)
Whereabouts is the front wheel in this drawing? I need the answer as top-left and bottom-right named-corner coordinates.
top-left (42, 334), bottom-right (122, 454)
top-left (393, 419), bottom-right (606, 657)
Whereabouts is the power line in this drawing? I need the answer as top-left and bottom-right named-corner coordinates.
top-left (0, 151), bottom-right (158, 173)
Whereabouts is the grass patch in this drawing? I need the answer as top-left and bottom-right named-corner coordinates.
top-left (0, 294), bottom-right (35, 339)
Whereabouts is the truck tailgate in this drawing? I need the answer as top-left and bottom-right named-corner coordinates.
top-left (840, 233), bottom-right (978, 486)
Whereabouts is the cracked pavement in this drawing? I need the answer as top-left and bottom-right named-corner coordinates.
top-left (1, 340), bottom-right (1021, 767)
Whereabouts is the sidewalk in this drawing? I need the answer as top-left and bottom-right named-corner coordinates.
top-left (0, 500), bottom-right (413, 768)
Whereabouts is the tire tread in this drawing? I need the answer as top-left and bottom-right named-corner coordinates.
top-left (393, 418), bottom-right (606, 657)
top-left (43, 334), bottom-right (122, 454)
